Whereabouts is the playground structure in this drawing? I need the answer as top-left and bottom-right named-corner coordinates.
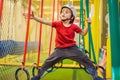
top-left (0, 0), bottom-right (120, 80)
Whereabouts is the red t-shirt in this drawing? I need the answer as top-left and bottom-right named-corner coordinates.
top-left (52, 21), bottom-right (82, 48)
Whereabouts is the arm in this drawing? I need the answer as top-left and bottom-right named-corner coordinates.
top-left (33, 16), bottom-right (52, 26)
top-left (23, 12), bottom-right (52, 26)
top-left (79, 18), bottom-right (91, 36)
top-left (79, 27), bottom-right (88, 36)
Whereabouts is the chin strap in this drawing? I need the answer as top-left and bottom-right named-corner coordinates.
top-left (62, 18), bottom-right (71, 22)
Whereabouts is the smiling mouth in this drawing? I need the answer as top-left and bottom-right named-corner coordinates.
top-left (61, 15), bottom-right (65, 18)
top-left (61, 18), bottom-right (67, 21)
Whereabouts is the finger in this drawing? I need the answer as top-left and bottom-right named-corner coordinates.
top-left (23, 13), bottom-right (29, 19)
top-left (23, 13), bottom-right (28, 16)
top-left (32, 11), bottom-right (34, 15)
top-left (31, 11), bottom-right (34, 17)
top-left (85, 18), bottom-right (89, 22)
top-left (87, 18), bottom-right (91, 22)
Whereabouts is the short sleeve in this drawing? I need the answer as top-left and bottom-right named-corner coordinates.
top-left (74, 24), bottom-right (82, 33)
top-left (52, 21), bottom-right (59, 28)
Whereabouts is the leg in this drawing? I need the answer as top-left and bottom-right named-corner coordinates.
top-left (31, 48), bottom-right (65, 80)
top-left (65, 45), bottom-right (104, 80)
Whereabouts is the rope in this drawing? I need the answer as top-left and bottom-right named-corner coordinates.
top-left (85, 1), bottom-right (106, 79)
top-left (0, 0), bottom-right (4, 22)
top-left (36, 0), bottom-right (44, 67)
top-left (22, 0), bottom-right (32, 67)
top-left (38, 0), bottom-right (60, 78)
top-left (79, 0), bottom-right (86, 53)
top-left (15, 0), bottom-right (32, 80)
top-left (48, 0), bottom-right (55, 56)
top-left (86, 0), bottom-right (97, 64)
top-left (32, 0), bottom-right (44, 76)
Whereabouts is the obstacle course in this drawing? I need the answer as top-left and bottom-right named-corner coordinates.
top-left (0, 0), bottom-right (120, 80)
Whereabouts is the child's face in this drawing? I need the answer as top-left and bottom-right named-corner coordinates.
top-left (60, 8), bottom-right (72, 21)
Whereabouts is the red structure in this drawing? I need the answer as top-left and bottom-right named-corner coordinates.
top-left (0, 0), bottom-right (4, 22)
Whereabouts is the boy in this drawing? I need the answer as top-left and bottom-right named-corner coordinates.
top-left (24, 4), bottom-right (104, 80)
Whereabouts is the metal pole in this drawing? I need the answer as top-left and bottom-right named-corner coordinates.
top-left (108, 0), bottom-right (120, 80)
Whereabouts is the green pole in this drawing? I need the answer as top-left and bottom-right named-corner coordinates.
top-left (86, 0), bottom-right (97, 64)
top-left (108, 0), bottom-right (120, 80)
top-left (80, 0), bottom-right (84, 29)
top-left (86, 0), bottom-right (91, 59)
top-left (72, 1), bottom-right (84, 79)
top-left (79, 0), bottom-right (85, 52)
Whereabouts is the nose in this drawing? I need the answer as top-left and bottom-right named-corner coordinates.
top-left (61, 12), bottom-right (64, 15)
top-left (61, 11), bottom-right (66, 15)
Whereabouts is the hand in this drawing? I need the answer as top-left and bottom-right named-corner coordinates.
top-left (86, 18), bottom-right (91, 24)
top-left (23, 11), bottom-right (34, 19)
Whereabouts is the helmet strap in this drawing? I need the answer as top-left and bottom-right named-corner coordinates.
top-left (62, 16), bottom-right (73, 22)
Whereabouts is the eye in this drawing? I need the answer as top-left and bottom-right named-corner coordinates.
top-left (65, 11), bottom-right (69, 14)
